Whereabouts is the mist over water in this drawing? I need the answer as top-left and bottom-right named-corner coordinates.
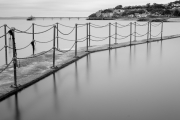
top-left (0, 34), bottom-right (180, 120)
top-left (1, 19), bottom-right (180, 120)
top-left (0, 19), bottom-right (180, 66)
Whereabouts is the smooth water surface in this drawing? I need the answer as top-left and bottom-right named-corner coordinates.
top-left (0, 37), bottom-right (180, 120)
top-left (0, 19), bottom-right (180, 66)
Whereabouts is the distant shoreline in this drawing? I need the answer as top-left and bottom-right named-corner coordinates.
top-left (1, 17), bottom-right (180, 22)
top-left (88, 17), bottom-right (180, 22)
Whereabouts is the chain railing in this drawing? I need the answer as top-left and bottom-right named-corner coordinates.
top-left (0, 21), bottom-right (164, 88)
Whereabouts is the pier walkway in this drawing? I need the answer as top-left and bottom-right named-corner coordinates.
top-left (0, 21), bottom-right (179, 101)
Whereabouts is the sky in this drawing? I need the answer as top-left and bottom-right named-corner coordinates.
top-left (0, 0), bottom-right (175, 17)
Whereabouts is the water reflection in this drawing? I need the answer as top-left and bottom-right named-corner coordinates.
top-left (129, 46), bottom-right (132, 68)
top-left (53, 73), bottom-right (59, 111)
top-left (86, 54), bottom-right (91, 83)
top-left (15, 93), bottom-right (21, 120)
top-left (160, 40), bottom-right (163, 60)
top-left (108, 50), bottom-right (111, 76)
top-left (134, 45), bottom-right (136, 63)
top-left (7, 97), bottom-right (12, 111)
top-left (146, 42), bottom-right (151, 63)
top-left (114, 48), bottom-right (117, 66)
top-left (75, 61), bottom-right (79, 93)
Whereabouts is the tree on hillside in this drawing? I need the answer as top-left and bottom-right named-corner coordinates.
top-left (102, 9), bottom-right (113, 13)
top-left (162, 9), bottom-right (172, 15)
top-left (89, 13), bottom-right (97, 17)
top-left (115, 5), bottom-right (123, 9)
top-left (146, 3), bottom-right (151, 8)
top-left (172, 8), bottom-right (180, 16)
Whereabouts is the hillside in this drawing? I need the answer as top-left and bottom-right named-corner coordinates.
top-left (88, 0), bottom-right (180, 20)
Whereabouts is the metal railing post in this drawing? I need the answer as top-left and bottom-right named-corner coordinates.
top-left (9, 28), bottom-right (18, 88)
top-left (86, 23), bottom-right (89, 52)
top-left (147, 22), bottom-right (149, 42)
top-left (130, 22), bottom-right (132, 45)
top-left (161, 21), bottom-right (163, 40)
top-left (134, 22), bottom-right (136, 41)
top-left (109, 23), bottom-right (111, 49)
top-left (32, 23), bottom-right (34, 40)
top-left (115, 22), bottom-right (117, 44)
top-left (13, 28), bottom-right (17, 87)
top-left (57, 23), bottom-right (59, 49)
top-left (88, 22), bottom-right (91, 47)
top-left (52, 25), bottom-right (56, 68)
top-left (150, 22), bottom-right (151, 39)
top-left (75, 24), bottom-right (77, 57)
top-left (4, 24), bottom-right (8, 65)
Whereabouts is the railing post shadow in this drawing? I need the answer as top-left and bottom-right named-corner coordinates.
top-left (161, 21), bottom-right (163, 40)
top-left (4, 24), bottom-right (8, 65)
top-left (51, 25), bottom-right (57, 69)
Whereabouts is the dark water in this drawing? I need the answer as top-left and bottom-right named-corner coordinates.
top-left (1, 38), bottom-right (180, 120)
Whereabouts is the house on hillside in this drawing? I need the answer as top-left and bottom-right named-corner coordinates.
top-left (102, 12), bottom-right (113, 18)
top-left (128, 14), bottom-right (134, 18)
top-left (113, 9), bottom-right (125, 14)
top-left (172, 3), bottom-right (180, 7)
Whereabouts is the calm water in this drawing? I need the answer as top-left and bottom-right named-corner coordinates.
top-left (0, 19), bottom-right (180, 66)
top-left (0, 37), bottom-right (180, 120)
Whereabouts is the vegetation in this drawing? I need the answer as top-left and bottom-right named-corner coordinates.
top-left (88, 0), bottom-right (180, 19)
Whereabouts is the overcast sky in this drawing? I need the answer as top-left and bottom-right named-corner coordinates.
top-left (0, 0), bottom-right (175, 17)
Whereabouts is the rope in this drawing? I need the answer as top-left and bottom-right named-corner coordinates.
top-left (16, 43), bottom-right (31, 50)
top-left (117, 33), bottom-right (131, 38)
top-left (15, 27), bottom-right (53, 34)
top-left (58, 23), bottom-right (74, 28)
top-left (35, 39), bottom-right (53, 43)
top-left (90, 36), bottom-right (109, 41)
top-left (77, 36), bottom-right (87, 41)
top-left (57, 27), bottom-right (75, 35)
top-left (112, 34), bottom-right (130, 40)
top-left (151, 22), bottom-right (162, 27)
top-left (56, 42), bottom-right (76, 53)
top-left (0, 34), bottom-right (5, 38)
top-left (150, 31), bottom-right (162, 37)
top-left (136, 22), bottom-right (148, 26)
top-left (90, 23), bottom-right (109, 28)
top-left (17, 48), bottom-right (53, 59)
top-left (117, 23), bottom-right (130, 27)
top-left (7, 42), bottom-right (31, 50)
top-left (0, 59), bottom-right (13, 74)
top-left (90, 35), bottom-right (109, 39)
top-left (77, 24), bottom-right (86, 28)
top-left (34, 23), bottom-right (55, 27)
top-left (0, 46), bottom-right (5, 52)
top-left (23, 25), bottom-right (32, 32)
top-left (0, 25), bottom-right (4, 29)
top-left (77, 38), bottom-right (87, 42)
top-left (111, 23), bottom-right (130, 28)
top-left (57, 37), bottom-right (75, 41)
top-left (132, 32), bottom-right (148, 37)
top-left (57, 36), bottom-right (87, 41)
